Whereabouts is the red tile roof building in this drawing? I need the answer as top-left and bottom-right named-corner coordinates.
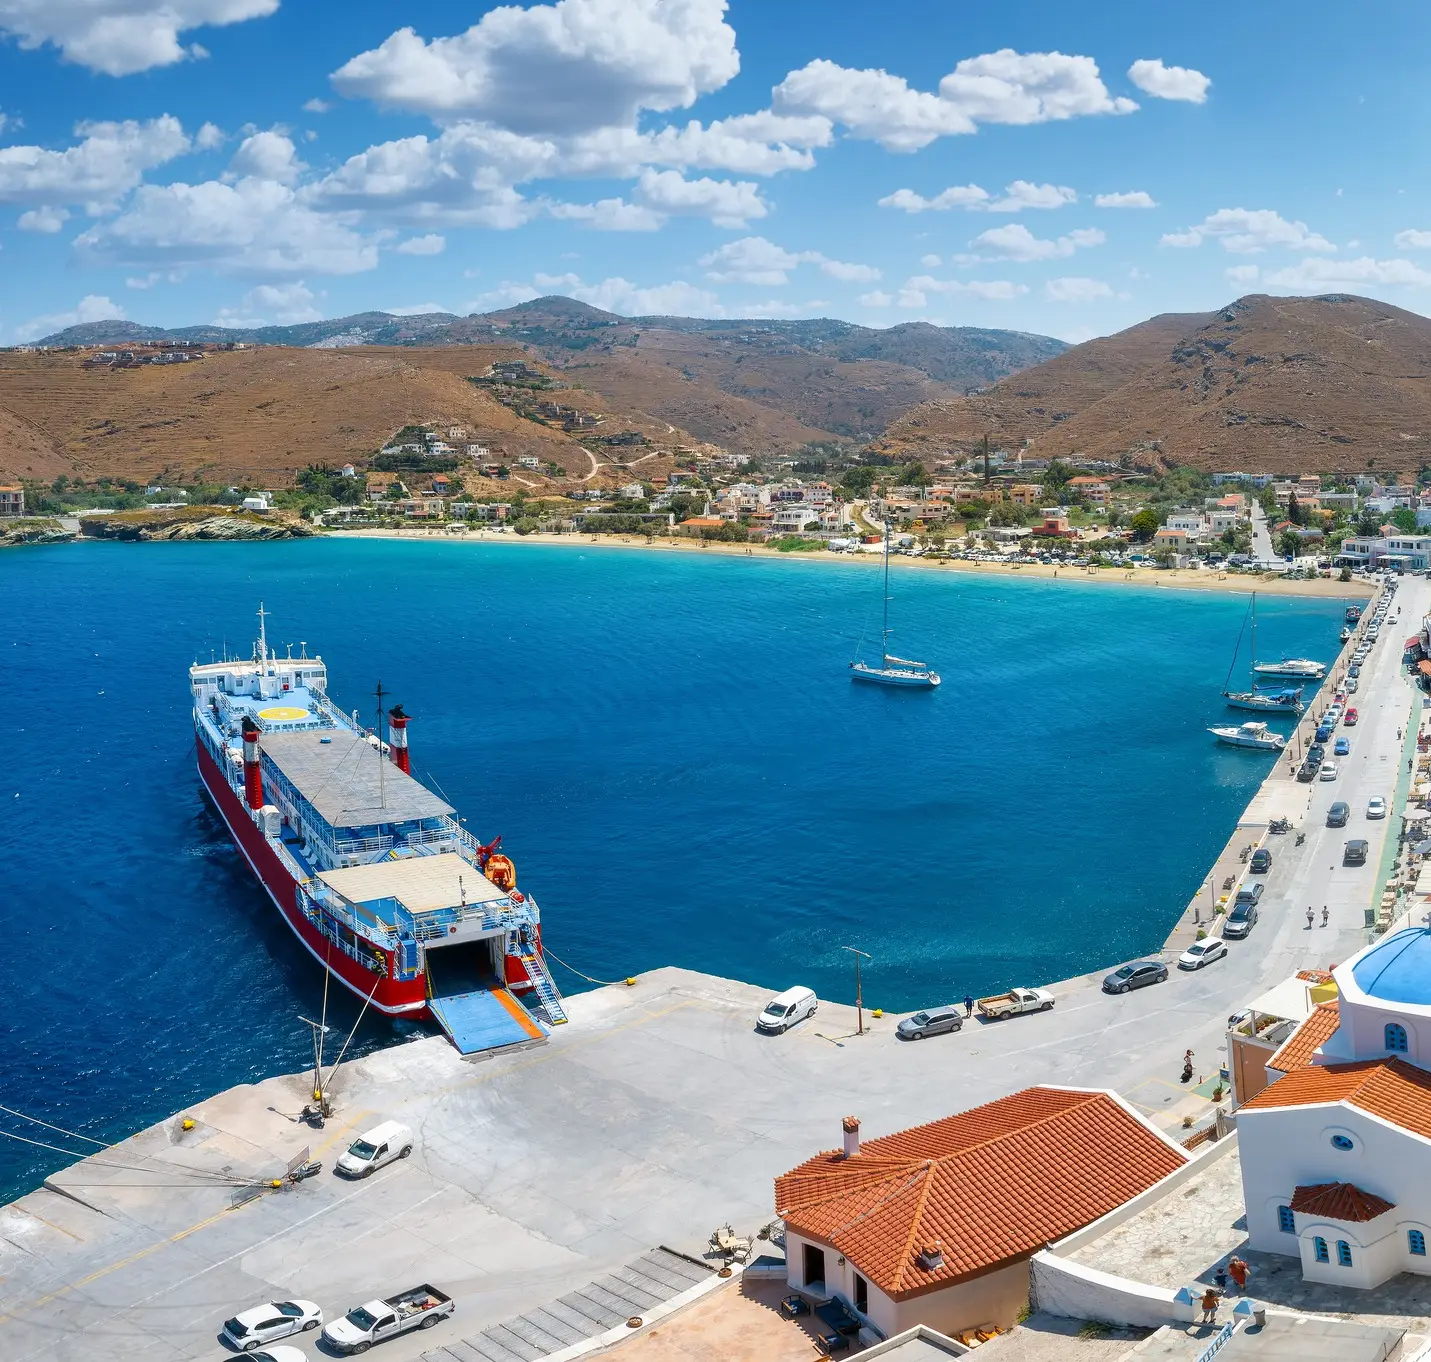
top-left (775, 1087), bottom-right (1186, 1338)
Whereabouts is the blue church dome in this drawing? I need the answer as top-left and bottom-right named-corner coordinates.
top-left (1351, 928), bottom-right (1431, 1005)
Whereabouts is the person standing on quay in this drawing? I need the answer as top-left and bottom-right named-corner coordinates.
top-left (964, 994), bottom-right (974, 1018)
top-left (1322, 905), bottom-right (1329, 927)
top-left (1307, 906), bottom-right (1315, 929)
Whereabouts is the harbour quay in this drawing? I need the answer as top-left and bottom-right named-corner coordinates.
top-left (4, 584), bottom-right (1429, 1361)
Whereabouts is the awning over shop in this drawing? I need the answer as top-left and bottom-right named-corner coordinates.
top-left (1419, 660), bottom-right (1431, 677)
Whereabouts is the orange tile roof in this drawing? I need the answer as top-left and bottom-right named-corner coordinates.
top-left (1268, 1001), bottom-right (1340, 1073)
top-left (774, 1088), bottom-right (1186, 1300)
top-left (1291, 1182), bottom-right (1396, 1223)
top-left (1241, 1057), bottom-right (1431, 1139)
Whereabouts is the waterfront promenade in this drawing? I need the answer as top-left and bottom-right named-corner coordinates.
top-left (1, 583), bottom-right (1420, 1362)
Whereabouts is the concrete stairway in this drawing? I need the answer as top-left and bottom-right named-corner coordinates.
top-left (420, 1247), bottom-right (713, 1362)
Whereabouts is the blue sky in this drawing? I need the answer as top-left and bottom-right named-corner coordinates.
top-left (3, 0), bottom-right (1431, 342)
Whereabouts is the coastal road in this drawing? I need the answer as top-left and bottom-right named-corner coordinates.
top-left (2, 585), bottom-right (1422, 1362)
top-left (1251, 501), bottom-right (1277, 564)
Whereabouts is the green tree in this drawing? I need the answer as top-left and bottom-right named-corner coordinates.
top-left (1277, 529), bottom-right (1303, 558)
top-left (1042, 459), bottom-right (1073, 494)
top-left (1129, 508), bottom-right (1160, 541)
top-left (898, 460), bottom-right (929, 487)
top-left (1286, 491), bottom-right (1302, 525)
top-left (1391, 506), bottom-right (1419, 533)
top-left (840, 465), bottom-right (878, 497)
top-left (1356, 510), bottom-right (1382, 536)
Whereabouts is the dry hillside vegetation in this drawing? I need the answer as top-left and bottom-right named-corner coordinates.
top-left (0, 346), bottom-right (695, 485)
top-left (879, 294), bottom-right (1431, 474)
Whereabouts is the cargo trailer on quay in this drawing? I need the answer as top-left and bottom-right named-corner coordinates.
top-left (191, 607), bottom-right (566, 1055)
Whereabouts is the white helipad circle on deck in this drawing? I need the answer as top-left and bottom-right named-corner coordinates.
top-left (258, 705), bottom-right (308, 722)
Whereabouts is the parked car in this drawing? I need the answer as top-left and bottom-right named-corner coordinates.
top-left (897, 1006), bottom-right (964, 1040)
top-left (1297, 763), bottom-right (1317, 783)
top-left (336, 1121), bottom-right (414, 1178)
top-left (1335, 737), bottom-right (1350, 755)
top-left (1345, 708), bottom-right (1360, 726)
top-left (1223, 901), bottom-right (1259, 939)
top-left (1348, 665), bottom-right (1361, 678)
top-left (1315, 724), bottom-right (1334, 744)
top-left (1235, 882), bottom-right (1264, 907)
top-left (1307, 744), bottom-right (1326, 766)
top-left (1346, 678), bottom-right (1360, 693)
top-left (1320, 761), bottom-right (1340, 782)
top-left (1367, 796), bottom-right (1387, 819)
top-left (1178, 938), bottom-right (1228, 970)
top-left (977, 987), bottom-right (1055, 1019)
top-left (1345, 838), bottom-right (1370, 866)
top-left (1327, 801), bottom-right (1351, 828)
top-left (1102, 961), bottom-right (1168, 994)
top-left (757, 986), bottom-right (818, 1033)
top-left (322, 1286), bottom-right (453, 1354)
top-left (223, 1302), bottom-right (323, 1352)
top-left (1249, 848), bottom-right (1273, 873)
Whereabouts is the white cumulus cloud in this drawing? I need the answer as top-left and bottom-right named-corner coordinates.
top-left (880, 179), bottom-right (1075, 213)
top-left (15, 293), bottom-right (125, 342)
top-left (17, 204), bottom-right (69, 231)
top-left (1095, 190), bottom-right (1156, 209)
top-left (1128, 59), bottom-right (1211, 104)
top-left (531, 271), bottom-right (721, 315)
top-left (775, 48), bottom-right (1135, 152)
top-left (1394, 229), bottom-right (1431, 250)
top-left (1264, 257), bottom-right (1431, 289)
top-left (395, 233), bottom-right (446, 255)
top-left (1225, 264), bottom-right (1259, 283)
top-left (968, 223), bottom-right (1104, 262)
top-left (1045, 276), bottom-right (1113, 302)
top-left (1160, 208), bottom-right (1335, 254)
top-left (0, 0), bottom-right (278, 76)
top-left (228, 130), bottom-right (305, 184)
top-left (697, 235), bottom-right (880, 285)
top-left (214, 281), bottom-right (324, 326)
top-left (331, 0), bottom-right (739, 133)
top-left (0, 115), bottom-right (191, 210)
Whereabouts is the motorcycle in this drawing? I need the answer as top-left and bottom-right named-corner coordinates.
top-left (1295, 832), bottom-right (1306, 846)
top-left (287, 1159), bottom-right (322, 1184)
top-left (1269, 818), bottom-right (1291, 835)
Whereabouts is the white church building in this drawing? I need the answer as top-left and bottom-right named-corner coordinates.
top-left (1239, 924), bottom-right (1431, 1289)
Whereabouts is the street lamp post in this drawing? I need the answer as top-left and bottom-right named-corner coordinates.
top-left (841, 945), bottom-right (872, 1036)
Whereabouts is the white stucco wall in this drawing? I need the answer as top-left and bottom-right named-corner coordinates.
top-left (1028, 1252), bottom-right (1196, 1330)
top-left (1239, 1098), bottom-right (1431, 1287)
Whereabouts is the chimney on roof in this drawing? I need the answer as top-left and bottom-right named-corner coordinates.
top-left (842, 1116), bottom-right (860, 1158)
top-left (916, 1241), bottom-right (945, 1271)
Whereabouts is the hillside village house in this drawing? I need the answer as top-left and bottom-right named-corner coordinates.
top-left (0, 485), bottom-right (23, 515)
top-left (1152, 527), bottom-right (1191, 552)
top-left (1338, 535), bottom-right (1431, 571)
top-left (775, 1089), bottom-right (1187, 1340)
top-left (365, 472), bottom-right (405, 502)
top-left (1066, 476), bottom-right (1110, 505)
top-left (1031, 511), bottom-right (1075, 539)
top-left (1237, 924), bottom-right (1431, 1290)
top-left (1009, 483), bottom-right (1043, 507)
top-left (1165, 511), bottom-right (1208, 538)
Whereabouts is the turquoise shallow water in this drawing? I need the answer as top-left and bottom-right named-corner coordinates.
top-left (0, 539), bottom-right (1351, 1198)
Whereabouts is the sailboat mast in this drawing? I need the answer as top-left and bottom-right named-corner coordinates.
top-left (882, 517), bottom-right (891, 664)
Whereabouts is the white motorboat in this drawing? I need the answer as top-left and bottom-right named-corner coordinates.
top-left (1252, 657), bottom-right (1326, 679)
top-left (1209, 721), bottom-right (1287, 751)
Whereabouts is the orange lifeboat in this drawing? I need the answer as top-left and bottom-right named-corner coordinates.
top-left (485, 853), bottom-right (517, 891)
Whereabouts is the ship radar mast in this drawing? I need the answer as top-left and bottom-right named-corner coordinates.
top-left (256, 601), bottom-right (270, 667)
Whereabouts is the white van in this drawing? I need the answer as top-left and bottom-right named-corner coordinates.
top-left (757, 986), bottom-right (818, 1034)
top-left (336, 1120), bottom-right (414, 1177)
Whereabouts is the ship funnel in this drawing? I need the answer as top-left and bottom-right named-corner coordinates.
top-left (241, 716), bottom-right (264, 811)
top-left (388, 704), bottom-right (411, 775)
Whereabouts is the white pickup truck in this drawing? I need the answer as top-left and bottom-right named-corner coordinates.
top-left (977, 987), bottom-right (1055, 1020)
top-left (322, 1285), bottom-right (453, 1354)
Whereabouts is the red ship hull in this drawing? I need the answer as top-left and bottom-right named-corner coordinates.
top-left (198, 741), bottom-right (432, 1016)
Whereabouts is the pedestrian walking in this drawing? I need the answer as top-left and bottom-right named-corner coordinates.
top-left (1200, 1288), bottom-right (1220, 1325)
top-left (1228, 1257), bottom-right (1250, 1295)
top-left (1181, 1049), bottom-right (1195, 1084)
top-left (964, 994), bottom-right (974, 1018)
top-left (1322, 905), bottom-right (1330, 927)
top-left (1214, 1266), bottom-right (1228, 1294)
top-left (1307, 906), bottom-right (1315, 929)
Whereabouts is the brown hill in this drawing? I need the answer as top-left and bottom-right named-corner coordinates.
top-left (879, 294), bottom-right (1431, 474)
top-left (0, 345), bottom-right (699, 487)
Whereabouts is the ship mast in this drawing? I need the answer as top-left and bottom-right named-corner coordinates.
top-left (375, 679), bottom-right (387, 809)
top-left (256, 601), bottom-right (269, 666)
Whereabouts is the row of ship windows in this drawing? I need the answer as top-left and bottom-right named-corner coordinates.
top-left (1277, 1207), bottom-right (1427, 1260)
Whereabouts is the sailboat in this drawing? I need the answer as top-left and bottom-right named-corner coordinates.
top-left (1223, 594), bottom-right (1306, 714)
top-left (850, 520), bottom-right (940, 688)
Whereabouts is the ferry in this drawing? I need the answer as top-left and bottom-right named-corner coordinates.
top-left (191, 608), bottom-right (566, 1054)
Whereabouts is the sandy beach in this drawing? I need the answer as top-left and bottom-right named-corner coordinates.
top-left (328, 525), bottom-right (1372, 598)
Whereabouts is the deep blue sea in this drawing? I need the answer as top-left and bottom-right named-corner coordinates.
top-left (0, 539), bottom-right (1352, 1199)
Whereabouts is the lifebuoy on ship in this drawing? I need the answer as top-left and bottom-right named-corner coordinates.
top-left (485, 853), bottom-right (517, 891)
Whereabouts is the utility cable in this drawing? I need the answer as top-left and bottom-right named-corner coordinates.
top-left (541, 946), bottom-right (632, 987)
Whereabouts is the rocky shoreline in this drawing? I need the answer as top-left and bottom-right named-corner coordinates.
top-left (78, 510), bottom-right (314, 542)
top-left (0, 518), bottom-right (76, 548)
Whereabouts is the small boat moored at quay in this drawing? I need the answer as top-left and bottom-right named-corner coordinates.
top-left (1251, 656), bottom-right (1327, 680)
top-left (1222, 594), bottom-right (1306, 714)
top-left (1209, 721), bottom-right (1288, 751)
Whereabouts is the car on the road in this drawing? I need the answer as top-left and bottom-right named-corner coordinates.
top-left (896, 1005), bottom-right (964, 1040)
top-left (1315, 724), bottom-right (1334, 744)
top-left (1320, 761), bottom-right (1340, 782)
top-left (222, 1302), bottom-right (323, 1352)
top-left (756, 985), bottom-right (818, 1033)
top-left (1102, 961), bottom-right (1168, 994)
top-left (1368, 796), bottom-right (1388, 819)
top-left (1335, 737), bottom-right (1351, 755)
top-left (1223, 901), bottom-right (1259, 939)
top-left (1348, 665), bottom-right (1361, 678)
top-left (1328, 801), bottom-right (1351, 828)
top-left (336, 1121), bottom-right (414, 1178)
top-left (1179, 938), bottom-right (1228, 970)
top-left (229, 1351), bottom-right (304, 1362)
top-left (1235, 882), bottom-right (1265, 907)
top-left (1308, 744), bottom-right (1326, 766)
top-left (1345, 838), bottom-right (1370, 865)
top-left (1345, 708), bottom-right (1360, 726)
top-left (1297, 762), bottom-right (1317, 783)
top-left (1346, 678), bottom-right (1360, 693)
top-left (1324, 706), bottom-right (1342, 724)
top-left (1250, 848), bottom-right (1273, 873)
